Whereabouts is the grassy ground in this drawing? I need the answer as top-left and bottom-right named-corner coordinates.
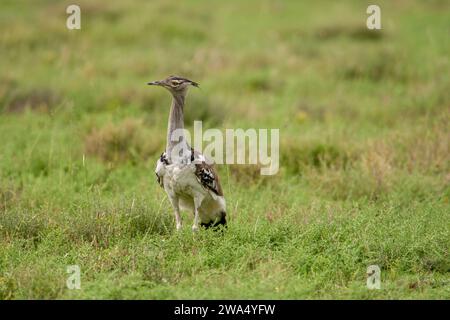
top-left (0, 0), bottom-right (449, 299)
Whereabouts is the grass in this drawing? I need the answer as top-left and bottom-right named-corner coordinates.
top-left (0, 0), bottom-right (449, 299)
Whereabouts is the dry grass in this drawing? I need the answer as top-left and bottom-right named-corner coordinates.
top-left (0, 0), bottom-right (449, 300)
top-left (3, 88), bottom-right (61, 114)
top-left (84, 118), bottom-right (164, 164)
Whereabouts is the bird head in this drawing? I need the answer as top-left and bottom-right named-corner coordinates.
top-left (147, 75), bottom-right (199, 96)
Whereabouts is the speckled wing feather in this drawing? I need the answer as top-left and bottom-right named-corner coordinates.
top-left (194, 161), bottom-right (223, 196)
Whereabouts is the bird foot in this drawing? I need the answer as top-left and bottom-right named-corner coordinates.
top-left (192, 225), bottom-right (199, 232)
top-left (176, 223), bottom-right (182, 231)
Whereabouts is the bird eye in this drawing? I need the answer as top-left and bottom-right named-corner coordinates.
top-left (171, 79), bottom-right (182, 86)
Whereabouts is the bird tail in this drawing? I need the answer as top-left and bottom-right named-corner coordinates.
top-left (201, 211), bottom-right (227, 230)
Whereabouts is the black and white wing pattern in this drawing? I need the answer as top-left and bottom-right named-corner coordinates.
top-left (160, 151), bottom-right (170, 165)
top-left (155, 151), bottom-right (169, 188)
top-left (190, 148), bottom-right (223, 196)
top-left (194, 160), bottom-right (223, 196)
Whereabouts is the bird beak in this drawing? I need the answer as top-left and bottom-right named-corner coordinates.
top-left (147, 80), bottom-right (162, 86)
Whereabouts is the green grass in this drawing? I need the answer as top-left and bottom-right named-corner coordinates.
top-left (0, 0), bottom-right (449, 299)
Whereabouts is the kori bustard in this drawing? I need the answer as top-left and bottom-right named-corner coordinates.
top-left (148, 75), bottom-right (226, 232)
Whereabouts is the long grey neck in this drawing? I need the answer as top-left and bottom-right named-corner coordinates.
top-left (166, 94), bottom-right (187, 160)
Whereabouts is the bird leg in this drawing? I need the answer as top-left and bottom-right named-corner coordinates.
top-left (192, 197), bottom-right (202, 232)
top-left (169, 197), bottom-right (182, 231)
top-left (192, 208), bottom-right (199, 232)
top-left (175, 207), bottom-right (182, 231)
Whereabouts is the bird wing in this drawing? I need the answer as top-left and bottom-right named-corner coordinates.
top-left (194, 162), bottom-right (224, 196)
top-left (192, 150), bottom-right (224, 196)
top-left (155, 152), bottom-right (169, 188)
top-left (155, 172), bottom-right (163, 187)
top-left (155, 148), bottom-right (224, 196)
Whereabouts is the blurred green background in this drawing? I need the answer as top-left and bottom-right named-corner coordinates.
top-left (0, 0), bottom-right (449, 299)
